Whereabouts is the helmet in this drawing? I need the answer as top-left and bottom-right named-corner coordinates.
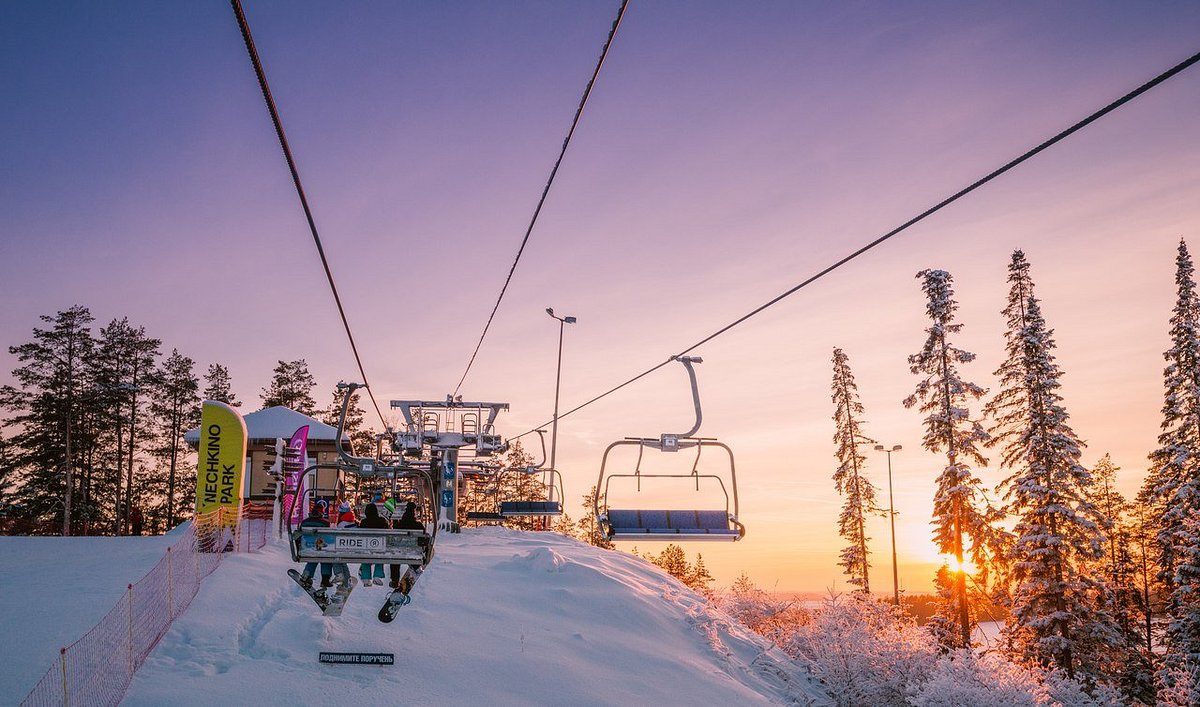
top-left (312, 499), bottom-right (328, 514)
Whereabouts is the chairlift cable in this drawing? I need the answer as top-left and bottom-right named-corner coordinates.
top-left (450, 0), bottom-right (631, 398)
top-left (231, 0), bottom-right (389, 430)
top-left (511, 47), bottom-right (1200, 440)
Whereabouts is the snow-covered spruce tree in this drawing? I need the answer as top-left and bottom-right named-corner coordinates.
top-left (1087, 454), bottom-right (1156, 699)
top-left (1159, 510), bottom-right (1200, 705)
top-left (989, 289), bottom-right (1123, 684)
top-left (983, 251), bottom-right (1037, 472)
top-left (830, 347), bottom-right (879, 593)
top-left (904, 269), bottom-right (995, 649)
top-left (1142, 239), bottom-right (1200, 696)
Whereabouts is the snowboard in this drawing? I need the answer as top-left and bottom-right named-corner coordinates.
top-left (321, 575), bottom-right (357, 617)
top-left (288, 568), bottom-right (329, 612)
top-left (288, 569), bottom-right (357, 616)
top-left (377, 564), bottom-right (422, 623)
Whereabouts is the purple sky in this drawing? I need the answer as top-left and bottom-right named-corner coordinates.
top-left (3, 1), bottom-right (1199, 592)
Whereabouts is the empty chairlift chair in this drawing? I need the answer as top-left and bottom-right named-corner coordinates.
top-left (498, 430), bottom-right (564, 517)
top-left (596, 438), bottom-right (744, 541)
top-left (593, 356), bottom-right (745, 542)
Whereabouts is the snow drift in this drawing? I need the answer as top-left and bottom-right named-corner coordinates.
top-left (9, 526), bottom-right (830, 705)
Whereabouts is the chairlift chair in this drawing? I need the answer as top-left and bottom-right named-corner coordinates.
top-left (286, 383), bottom-right (437, 565)
top-left (496, 429), bottom-right (565, 517)
top-left (593, 356), bottom-right (745, 541)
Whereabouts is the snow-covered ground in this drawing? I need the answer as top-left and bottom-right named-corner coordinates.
top-left (2, 530), bottom-right (179, 695)
top-left (5, 527), bottom-right (830, 705)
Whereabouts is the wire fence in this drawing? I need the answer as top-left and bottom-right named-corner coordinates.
top-left (20, 504), bottom-right (271, 707)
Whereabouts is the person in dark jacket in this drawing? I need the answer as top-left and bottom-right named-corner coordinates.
top-left (358, 502), bottom-right (390, 586)
top-left (298, 500), bottom-right (334, 589)
top-left (130, 505), bottom-right (144, 536)
top-left (390, 501), bottom-right (424, 589)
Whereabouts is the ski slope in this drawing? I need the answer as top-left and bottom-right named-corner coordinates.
top-left (7, 527), bottom-right (831, 705)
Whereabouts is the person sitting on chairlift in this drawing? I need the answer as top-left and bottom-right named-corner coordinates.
top-left (389, 501), bottom-right (423, 589)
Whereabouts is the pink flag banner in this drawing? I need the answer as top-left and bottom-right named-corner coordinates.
top-left (283, 425), bottom-right (310, 526)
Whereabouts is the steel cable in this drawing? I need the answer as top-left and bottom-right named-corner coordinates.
top-left (451, 0), bottom-right (631, 398)
top-left (511, 48), bottom-right (1200, 440)
top-left (231, 0), bottom-right (389, 429)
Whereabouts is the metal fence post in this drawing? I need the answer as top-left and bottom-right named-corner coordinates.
top-left (127, 584), bottom-right (134, 677)
top-left (60, 647), bottom-right (68, 707)
top-left (166, 546), bottom-right (174, 619)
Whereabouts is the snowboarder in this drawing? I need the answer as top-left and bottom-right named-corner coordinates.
top-left (358, 502), bottom-right (389, 586)
top-left (297, 500), bottom-right (335, 590)
top-left (389, 501), bottom-right (423, 588)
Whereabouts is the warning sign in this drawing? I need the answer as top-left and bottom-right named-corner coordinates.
top-left (318, 652), bottom-right (394, 665)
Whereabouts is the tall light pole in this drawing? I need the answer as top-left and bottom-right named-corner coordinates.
top-left (874, 444), bottom-right (903, 606)
top-left (545, 308), bottom-right (576, 484)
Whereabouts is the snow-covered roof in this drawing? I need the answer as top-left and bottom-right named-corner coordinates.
top-left (183, 406), bottom-right (349, 444)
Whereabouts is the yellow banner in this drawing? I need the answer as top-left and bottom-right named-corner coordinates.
top-left (196, 401), bottom-right (247, 526)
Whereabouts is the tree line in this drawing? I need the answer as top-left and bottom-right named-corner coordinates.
top-left (829, 241), bottom-right (1200, 702)
top-left (0, 305), bottom-right (375, 537)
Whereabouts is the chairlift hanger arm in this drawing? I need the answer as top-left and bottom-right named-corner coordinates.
top-left (671, 356), bottom-right (703, 439)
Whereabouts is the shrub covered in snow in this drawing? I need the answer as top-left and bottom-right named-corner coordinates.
top-left (781, 593), bottom-right (937, 706)
top-left (716, 588), bottom-right (1118, 706)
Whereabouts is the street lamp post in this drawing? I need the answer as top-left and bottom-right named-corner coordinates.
top-left (545, 308), bottom-right (576, 494)
top-left (874, 444), bottom-right (903, 606)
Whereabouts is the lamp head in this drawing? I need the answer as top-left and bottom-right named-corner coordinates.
top-left (564, 316), bottom-right (577, 324)
top-left (546, 307), bottom-right (554, 317)
top-left (873, 444), bottom-right (884, 451)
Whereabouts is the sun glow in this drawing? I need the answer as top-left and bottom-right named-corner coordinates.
top-left (944, 556), bottom-right (976, 575)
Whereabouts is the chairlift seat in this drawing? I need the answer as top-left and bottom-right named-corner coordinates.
top-left (499, 500), bottom-right (563, 517)
top-left (466, 511), bottom-right (505, 522)
top-left (289, 527), bottom-right (431, 564)
top-left (604, 509), bottom-right (743, 541)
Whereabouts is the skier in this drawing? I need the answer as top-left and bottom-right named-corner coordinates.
top-left (358, 502), bottom-right (389, 586)
top-left (297, 500), bottom-right (335, 590)
top-left (390, 501), bottom-right (423, 588)
top-left (130, 505), bottom-right (144, 536)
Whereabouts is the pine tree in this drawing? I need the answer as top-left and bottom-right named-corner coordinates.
top-left (652, 544), bottom-right (691, 582)
top-left (991, 288), bottom-right (1116, 681)
top-left (688, 553), bottom-right (715, 595)
top-left (149, 349), bottom-right (200, 530)
top-left (904, 269), bottom-right (994, 649)
top-left (1088, 455), bottom-right (1158, 701)
top-left (202, 363), bottom-right (240, 407)
top-left (1143, 240), bottom-right (1200, 696)
top-left (830, 347), bottom-right (878, 593)
top-left (0, 306), bottom-right (96, 533)
top-left (259, 359), bottom-right (317, 415)
top-left (94, 318), bottom-right (161, 535)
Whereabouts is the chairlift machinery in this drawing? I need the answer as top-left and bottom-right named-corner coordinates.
top-left (594, 356), bottom-right (745, 541)
top-left (391, 395), bottom-right (510, 532)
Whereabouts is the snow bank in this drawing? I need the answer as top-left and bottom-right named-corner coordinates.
top-left (113, 526), bottom-right (829, 705)
top-left (1, 533), bottom-right (176, 696)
